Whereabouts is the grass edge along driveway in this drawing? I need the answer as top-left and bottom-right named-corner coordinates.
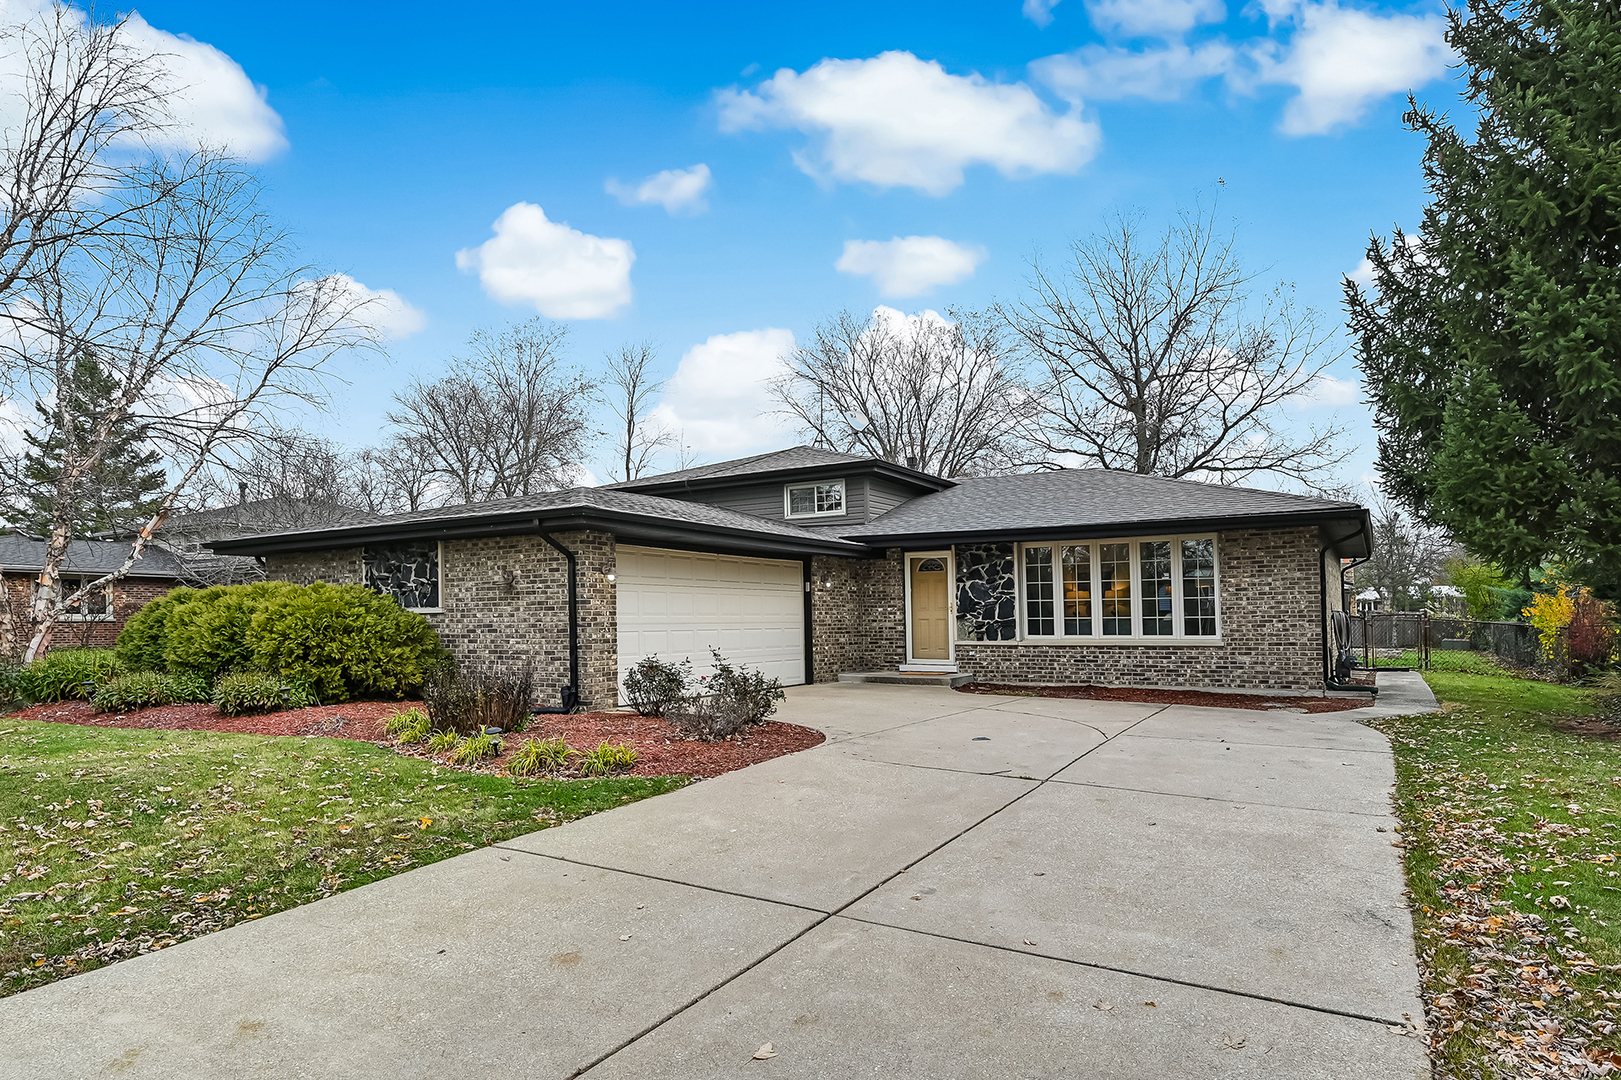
top-left (1368, 670), bottom-right (1621, 1079)
top-left (0, 719), bottom-right (686, 999)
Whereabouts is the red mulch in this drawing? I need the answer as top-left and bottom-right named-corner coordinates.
top-left (502, 713), bottom-right (825, 779)
top-left (6, 700), bottom-right (826, 778)
top-left (957, 682), bottom-right (1372, 713)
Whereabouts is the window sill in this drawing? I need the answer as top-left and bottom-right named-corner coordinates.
top-left (58, 615), bottom-right (115, 623)
top-left (407, 608), bottom-right (444, 614)
top-left (957, 637), bottom-right (1225, 647)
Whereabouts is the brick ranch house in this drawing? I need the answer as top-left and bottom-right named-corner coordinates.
top-left (208, 447), bottom-right (1373, 710)
top-left (0, 535), bottom-right (187, 652)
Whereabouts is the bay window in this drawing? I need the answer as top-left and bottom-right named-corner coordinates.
top-left (1008, 536), bottom-right (1219, 641)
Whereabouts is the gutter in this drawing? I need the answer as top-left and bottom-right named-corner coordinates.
top-left (847, 507), bottom-right (1370, 549)
top-left (536, 530), bottom-right (581, 710)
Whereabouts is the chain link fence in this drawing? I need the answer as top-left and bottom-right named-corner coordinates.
top-left (1338, 612), bottom-right (1563, 676)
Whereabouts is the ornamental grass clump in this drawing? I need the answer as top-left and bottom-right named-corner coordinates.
top-left (576, 741), bottom-right (638, 777)
top-left (385, 707), bottom-right (432, 744)
top-left (507, 737), bottom-right (575, 776)
top-left (425, 729), bottom-right (462, 755)
top-left (448, 732), bottom-right (498, 766)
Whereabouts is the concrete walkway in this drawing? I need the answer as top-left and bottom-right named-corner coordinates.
top-left (0, 676), bottom-right (1436, 1079)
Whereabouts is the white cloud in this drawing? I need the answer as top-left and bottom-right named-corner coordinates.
top-left (1033, 41), bottom-right (1234, 102)
top-left (836, 236), bottom-right (986, 298)
top-left (1084, 0), bottom-right (1224, 37)
top-left (325, 274), bottom-right (426, 341)
top-left (455, 203), bottom-right (635, 320)
top-left (1299, 372), bottom-right (1361, 407)
top-left (1255, 2), bottom-right (1452, 135)
top-left (0, 4), bottom-right (287, 161)
top-left (1023, 0), bottom-right (1061, 28)
top-left (605, 163), bottom-right (713, 215)
top-left (648, 328), bottom-right (797, 456)
top-left (716, 51), bottom-right (1099, 196)
top-left (1348, 255), bottom-right (1377, 288)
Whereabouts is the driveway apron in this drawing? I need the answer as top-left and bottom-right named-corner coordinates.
top-left (0, 677), bottom-right (1434, 1079)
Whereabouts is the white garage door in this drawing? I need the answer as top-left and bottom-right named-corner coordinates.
top-left (616, 545), bottom-right (806, 699)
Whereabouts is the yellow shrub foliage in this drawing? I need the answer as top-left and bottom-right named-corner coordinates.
top-left (1523, 584), bottom-right (1579, 660)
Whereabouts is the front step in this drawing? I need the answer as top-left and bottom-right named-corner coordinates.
top-left (838, 670), bottom-right (975, 688)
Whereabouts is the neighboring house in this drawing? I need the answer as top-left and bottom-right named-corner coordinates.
top-left (209, 446), bottom-right (1373, 708)
top-left (0, 535), bottom-right (187, 652)
top-left (156, 494), bottom-right (379, 585)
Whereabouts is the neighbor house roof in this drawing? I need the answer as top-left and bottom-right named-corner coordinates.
top-left (842, 469), bottom-right (1372, 556)
top-left (0, 535), bottom-right (188, 579)
top-left (607, 445), bottom-right (953, 496)
top-left (164, 497), bottom-right (379, 537)
top-left (208, 485), bottom-right (869, 559)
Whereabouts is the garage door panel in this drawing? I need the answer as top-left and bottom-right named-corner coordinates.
top-left (617, 546), bottom-right (806, 701)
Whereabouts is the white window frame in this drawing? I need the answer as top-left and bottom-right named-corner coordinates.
top-left (1002, 535), bottom-right (1222, 644)
top-left (39, 575), bottom-right (115, 622)
top-left (783, 479), bottom-right (847, 519)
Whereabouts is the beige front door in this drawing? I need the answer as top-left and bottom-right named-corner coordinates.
top-left (908, 555), bottom-right (951, 661)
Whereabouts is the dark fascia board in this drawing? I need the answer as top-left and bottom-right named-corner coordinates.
top-left (207, 507), bottom-right (870, 560)
top-left (846, 508), bottom-right (1373, 557)
top-left (0, 566), bottom-right (181, 580)
top-left (619, 459), bottom-right (954, 498)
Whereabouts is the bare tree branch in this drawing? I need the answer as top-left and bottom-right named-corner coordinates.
top-left (773, 306), bottom-right (1032, 478)
top-left (388, 318), bottom-right (596, 503)
top-left (1004, 204), bottom-right (1350, 486)
top-left (601, 341), bottom-right (672, 483)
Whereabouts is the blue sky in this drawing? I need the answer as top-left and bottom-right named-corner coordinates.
top-left (122, 0), bottom-right (1459, 489)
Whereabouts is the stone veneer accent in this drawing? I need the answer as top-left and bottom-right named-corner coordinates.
top-left (265, 531), bottom-right (618, 709)
top-left (807, 526), bottom-right (1327, 691)
top-left (809, 549), bottom-right (904, 681)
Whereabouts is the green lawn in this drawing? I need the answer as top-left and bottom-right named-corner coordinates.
top-left (1370, 649), bottom-right (1526, 676)
top-left (0, 720), bottom-right (687, 998)
top-left (1367, 671), bottom-right (1621, 1078)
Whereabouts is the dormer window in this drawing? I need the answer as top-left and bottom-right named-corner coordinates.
top-left (785, 479), bottom-right (845, 518)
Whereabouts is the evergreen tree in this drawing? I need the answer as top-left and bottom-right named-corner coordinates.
top-left (1347, 1), bottom-right (1621, 598)
top-left (4, 353), bottom-right (167, 537)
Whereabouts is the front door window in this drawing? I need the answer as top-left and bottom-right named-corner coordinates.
top-left (909, 556), bottom-right (950, 661)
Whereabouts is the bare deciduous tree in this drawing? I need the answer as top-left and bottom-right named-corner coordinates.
top-left (0, 6), bottom-right (170, 303)
top-left (389, 318), bottom-right (596, 503)
top-left (773, 307), bottom-right (1031, 478)
top-left (602, 342), bottom-right (672, 482)
top-left (0, 152), bottom-right (378, 660)
top-left (1365, 499), bottom-right (1456, 611)
top-left (351, 436), bottom-right (436, 515)
top-left (1006, 205), bottom-right (1349, 485)
top-left (187, 426), bottom-right (370, 529)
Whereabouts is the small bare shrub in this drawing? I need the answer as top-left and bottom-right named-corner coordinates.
top-left (623, 655), bottom-right (691, 717)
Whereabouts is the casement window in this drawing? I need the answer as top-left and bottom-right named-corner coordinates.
top-left (363, 541), bottom-right (442, 611)
top-left (1016, 537), bottom-right (1220, 641)
top-left (784, 479), bottom-right (845, 518)
top-left (37, 575), bottom-right (113, 621)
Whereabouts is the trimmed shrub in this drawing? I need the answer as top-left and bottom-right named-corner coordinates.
top-left (703, 648), bottom-right (786, 723)
top-left (623, 655), bottom-right (691, 717)
top-left (92, 670), bottom-right (210, 713)
top-left (20, 649), bottom-right (125, 703)
top-left (113, 587), bottom-right (201, 671)
top-left (164, 582), bottom-right (301, 680)
top-left (212, 672), bottom-right (316, 717)
top-left (248, 582), bottom-right (442, 702)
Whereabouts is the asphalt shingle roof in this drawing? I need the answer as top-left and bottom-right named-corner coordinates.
top-left (843, 469), bottom-right (1363, 541)
top-left (208, 485), bottom-right (868, 553)
top-left (0, 535), bottom-right (188, 578)
top-left (605, 446), bottom-right (880, 490)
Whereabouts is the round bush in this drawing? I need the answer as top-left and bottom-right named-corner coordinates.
top-left (113, 588), bottom-right (200, 671)
top-left (246, 582), bottom-right (443, 703)
top-left (163, 581), bottom-right (301, 680)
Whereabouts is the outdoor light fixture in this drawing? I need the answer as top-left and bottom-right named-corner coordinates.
top-left (605, 572), bottom-right (616, 583)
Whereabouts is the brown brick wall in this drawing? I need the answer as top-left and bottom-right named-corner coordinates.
top-left (264, 532), bottom-right (618, 710)
top-left (3, 574), bottom-right (181, 654)
top-left (809, 549), bottom-right (905, 680)
top-left (810, 527), bottom-right (1327, 692)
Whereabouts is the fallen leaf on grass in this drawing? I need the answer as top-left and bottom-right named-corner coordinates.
top-left (417, 818), bottom-right (432, 829)
top-left (753, 1043), bottom-right (777, 1060)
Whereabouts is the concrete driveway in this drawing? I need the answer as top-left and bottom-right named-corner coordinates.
top-left (0, 677), bottom-right (1435, 1079)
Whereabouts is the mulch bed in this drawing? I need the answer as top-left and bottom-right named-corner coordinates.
top-left (957, 682), bottom-right (1372, 714)
top-left (5, 700), bottom-right (826, 778)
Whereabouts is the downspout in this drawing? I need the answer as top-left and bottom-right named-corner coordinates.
top-left (1321, 522), bottom-right (1376, 694)
top-left (537, 530), bottom-right (580, 706)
